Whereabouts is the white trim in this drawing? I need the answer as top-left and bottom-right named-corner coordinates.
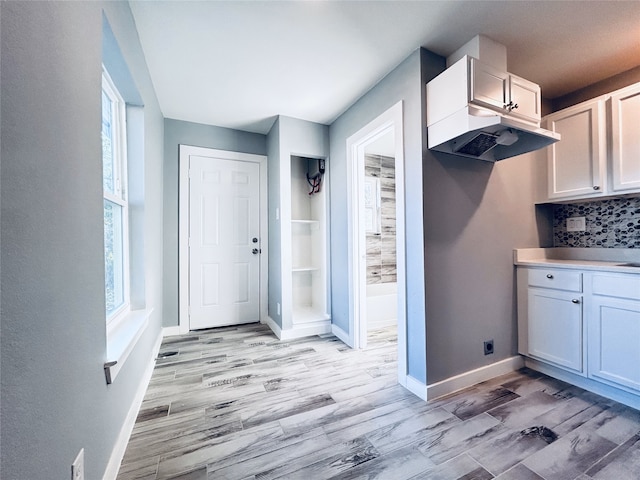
top-left (345, 102), bottom-right (407, 384)
top-left (178, 145), bottom-right (268, 334)
top-left (426, 356), bottom-right (525, 400)
top-left (263, 316), bottom-right (283, 339)
top-left (405, 375), bottom-right (428, 401)
top-left (102, 67), bottom-right (131, 325)
top-left (103, 326), bottom-right (163, 480)
top-left (264, 316), bottom-right (332, 340)
top-left (331, 323), bottom-right (350, 346)
top-left (104, 309), bottom-right (153, 384)
top-left (162, 326), bottom-right (181, 337)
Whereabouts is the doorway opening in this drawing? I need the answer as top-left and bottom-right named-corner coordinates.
top-left (346, 102), bottom-right (407, 386)
top-left (178, 145), bottom-right (268, 333)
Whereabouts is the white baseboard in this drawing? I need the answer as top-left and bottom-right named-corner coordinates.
top-left (162, 326), bottom-right (181, 337)
top-left (405, 375), bottom-right (428, 401)
top-left (331, 323), bottom-right (351, 346)
top-left (426, 356), bottom-right (525, 401)
top-left (263, 316), bottom-right (283, 339)
top-left (280, 322), bottom-right (332, 340)
top-left (264, 316), bottom-right (332, 340)
top-left (103, 326), bottom-right (163, 480)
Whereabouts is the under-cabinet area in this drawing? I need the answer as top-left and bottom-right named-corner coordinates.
top-left (515, 249), bottom-right (640, 409)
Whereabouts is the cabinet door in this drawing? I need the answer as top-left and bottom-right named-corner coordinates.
top-left (588, 297), bottom-right (640, 392)
top-left (508, 75), bottom-right (541, 124)
top-left (610, 83), bottom-right (640, 193)
top-left (469, 58), bottom-right (508, 112)
top-left (546, 99), bottom-right (606, 200)
top-left (528, 288), bottom-right (583, 373)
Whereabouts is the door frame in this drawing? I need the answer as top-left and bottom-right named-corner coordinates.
top-left (345, 101), bottom-right (407, 385)
top-left (178, 145), bottom-right (268, 333)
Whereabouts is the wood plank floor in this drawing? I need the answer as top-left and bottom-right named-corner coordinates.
top-left (117, 323), bottom-right (640, 480)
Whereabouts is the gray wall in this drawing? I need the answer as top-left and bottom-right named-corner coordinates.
top-left (329, 49), bottom-right (443, 383)
top-left (423, 144), bottom-right (553, 383)
top-left (266, 118), bottom-right (283, 325)
top-left (267, 116), bottom-right (330, 327)
top-left (1, 2), bottom-right (165, 479)
top-left (162, 118), bottom-right (267, 327)
top-left (551, 65), bottom-right (640, 112)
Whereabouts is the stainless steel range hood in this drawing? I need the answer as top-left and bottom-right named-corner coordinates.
top-left (428, 105), bottom-right (560, 162)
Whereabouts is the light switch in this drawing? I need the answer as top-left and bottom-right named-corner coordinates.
top-left (566, 216), bottom-right (586, 232)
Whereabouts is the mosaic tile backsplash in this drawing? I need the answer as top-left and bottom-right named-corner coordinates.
top-left (553, 197), bottom-right (640, 248)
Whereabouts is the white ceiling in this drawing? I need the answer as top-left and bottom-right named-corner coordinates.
top-left (129, 1), bottom-right (640, 135)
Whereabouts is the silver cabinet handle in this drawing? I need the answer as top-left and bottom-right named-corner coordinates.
top-left (546, 274), bottom-right (554, 279)
top-left (572, 299), bottom-right (580, 304)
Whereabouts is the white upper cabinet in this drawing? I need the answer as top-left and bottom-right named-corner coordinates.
top-left (544, 82), bottom-right (640, 202)
top-left (427, 56), bottom-right (542, 127)
top-left (470, 58), bottom-right (541, 124)
top-left (509, 74), bottom-right (542, 124)
top-left (546, 98), bottom-right (606, 200)
top-left (610, 83), bottom-right (640, 193)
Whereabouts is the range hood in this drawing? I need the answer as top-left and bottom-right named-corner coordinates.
top-left (428, 105), bottom-right (560, 162)
top-left (426, 35), bottom-right (560, 162)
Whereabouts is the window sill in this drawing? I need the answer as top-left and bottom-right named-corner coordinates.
top-left (104, 308), bottom-right (153, 384)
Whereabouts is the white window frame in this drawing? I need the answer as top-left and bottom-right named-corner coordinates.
top-left (102, 67), bottom-right (130, 329)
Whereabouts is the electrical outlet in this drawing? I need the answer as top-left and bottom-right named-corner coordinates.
top-left (71, 448), bottom-right (84, 480)
top-left (566, 216), bottom-right (586, 232)
top-left (484, 340), bottom-right (494, 355)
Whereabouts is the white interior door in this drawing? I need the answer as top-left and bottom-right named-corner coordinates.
top-left (189, 154), bottom-right (261, 329)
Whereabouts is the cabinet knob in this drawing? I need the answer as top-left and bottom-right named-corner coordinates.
top-left (546, 274), bottom-right (554, 279)
top-left (572, 299), bottom-right (580, 304)
top-left (593, 185), bottom-right (600, 190)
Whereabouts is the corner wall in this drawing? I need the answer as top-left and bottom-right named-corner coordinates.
top-left (329, 49), bottom-right (441, 383)
top-left (423, 141), bottom-right (554, 384)
top-left (1, 2), bottom-right (164, 478)
top-left (162, 118), bottom-right (267, 327)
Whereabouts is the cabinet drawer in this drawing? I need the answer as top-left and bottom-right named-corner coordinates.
top-left (528, 269), bottom-right (582, 292)
top-left (592, 273), bottom-right (640, 300)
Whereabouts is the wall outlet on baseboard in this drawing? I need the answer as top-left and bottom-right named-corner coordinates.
top-left (71, 448), bottom-right (84, 480)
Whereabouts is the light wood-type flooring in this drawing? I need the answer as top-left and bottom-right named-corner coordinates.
top-left (117, 323), bottom-right (640, 480)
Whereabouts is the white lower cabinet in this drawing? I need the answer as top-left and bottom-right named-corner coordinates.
top-left (588, 274), bottom-right (640, 393)
top-left (526, 268), bottom-right (584, 373)
top-left (518, 266), bottom-right (640, 403)
top-left (528, 288), bottom-right (583, 372)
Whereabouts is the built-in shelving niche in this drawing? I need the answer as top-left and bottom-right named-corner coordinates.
top-left (290, 155), bottom-right (329, 327)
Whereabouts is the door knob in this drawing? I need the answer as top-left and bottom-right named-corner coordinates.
top-left (252, 237), bottom-right (258, 243)
top-left (252, 248), bottom-right (259, 255)
top-left (571, 299), bottom-right (580, 304)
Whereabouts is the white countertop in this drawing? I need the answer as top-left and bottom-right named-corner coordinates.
top-left (514, 248), bottom-right (640, 274)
